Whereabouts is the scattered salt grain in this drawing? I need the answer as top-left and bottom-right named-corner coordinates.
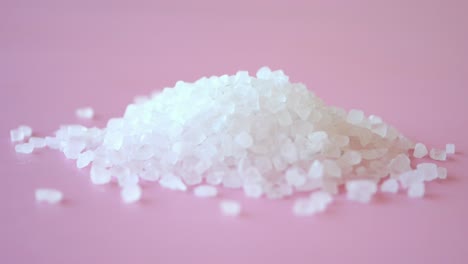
top-left (76, 150), bottom-right (95, 169)
top-left (159, 174), bottom-right (187, 191)
top-left (416, 163), bottom-right (438, 181)
top-left (220, 200), bottom-right (241, 216)
top-left (15, 143), bottom-right (34, 154)
top-left (75, 107), bottom-right (94, 119)
top-left (380, 178), bottom-right (399, 193)
top-left (346, 109), bottom-right (364, 125)
top-left (430, 148), bottom-right (447, 161)
top-left (29, 137), bottom-right (46, 148)
top-left (18, 125), bottom-right (32, 138)
top-left (35, 188), bottom-right (63, 204)
top-left (346, 180), bottom-right (377, 203)
top-left (413, 143), bottom-right (428, 158)
top-left (408, 182), bottom-right (425, 198)
top-left (437, 167), bottom-right (447, 179)
top-left (10, 129), bottom-right (24, 142)
top-left (194, 185), bottom-right (218, 198)
top-left (121, 184), bottom-right (142, 203)
top-left (293, 191), bottom-right (333, 216)
top-left (445, 144), bottom-right (455, 154)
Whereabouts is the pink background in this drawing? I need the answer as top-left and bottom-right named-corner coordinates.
top-left (1, 1), bottom-right (468, 263)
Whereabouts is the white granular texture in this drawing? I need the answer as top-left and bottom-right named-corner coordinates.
top-left (220, 200), bottom-right (241, 216)
top-left (76, 107), bottom-right (95, 119)
top-left (35, 188), bottom-right (63, 204)
top-left (445, 144), bottom-right (455, 154)
top-left (437, 167), bottom-right (447, 179)
top-left (194, 185), bottom-right (218, 197)
top-left (11, 67), bottom-right (453, 214)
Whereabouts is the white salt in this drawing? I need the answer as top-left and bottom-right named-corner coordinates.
top-left (293, 191), bottom-right (333, 216)
top-left (76, 107), bottom-right (94, 119)
top-left (430, 148), bottom-right (447, 161)
top-left (346, 109), bottom-right (364, 124)
top-left (18, 125), bottom-right (32, 138)
top-left (380, 178), bottom-right (399, 193)
top-left (159, 174), bottom-right (187, 191)
top-left (10, 129), bottom-right (24, 142)
top-left (29, 137), bottom-right (46, 148)
top-left (407, 182), bottom-right (425, 198)
top-left (220, 200), bottom-right (241, 216)
top-left (399, 170), bottom-right (424, 188)
top-left (10, 66), bottom-right (453, 215)
top-left (413, 143), bottom-right (428, 158)
top-left (346, 180), bottom-right (377, 203)
top-left (121, 184), bottom-right (142, 203)
top-left (445, 144), bottom-right (455, 154)
top-left (437, 167), bottom-right (447, 179)
top-left (15, 143), bottom-right (34, 154)
top-left (35, 188), bottom-right (63, 204)
top-left (194, 185), bottom-right (218, 198)
top-left (76, 150), bottom-right (95, 169)
top-left (308, 160), bottom-right (324, 179)
top-left (416, 163), bottom-right (438, 181)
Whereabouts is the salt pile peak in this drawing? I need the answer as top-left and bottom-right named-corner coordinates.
top-left (11, 67), bottom-right (454, 214)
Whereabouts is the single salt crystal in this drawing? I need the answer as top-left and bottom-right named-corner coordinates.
top-left (120, 184), bottom-right (142, 203)
top-left (29, 137), bottom-right (46, 148)
top-left (429, 148), bottom-right (447, 161)
top-left (194, 185), bottom-right (218, 198)
top-left (380, 178), bottom-right (399, 193)
top-left (407, 182), bottom-right (425, 198)
top-left (389, 154), bottom-right (411, 174)
top-left (45, 137), bottom-right (61, 149)
top-left (293, 191), bottom-right (333, 216)
top-left (285, 167), bottom-right (307, 187)
top-left (413, 143), bottom-right (428, 158)
top-left (220, 200), bottom-right (241, 216)
top-left (76, 150), bottom-right (95, 169)
top-left (15, 143), bottom-right (34, 154)
top-left (445, 144), bottom-right (455, 154)
top-left (437, 167), bottom-right (447, 179)
top-left (341, 151), bottom-right (362, 165)
top-left (18, 125), bottom-right (32, 138)
top-left (75, 107), bottom-right (94, 119)
top-left (346, 109), bottom-right (364, 124)
top-left (235, 131), bottom-right (253, 149)
top-left (398, 170), bottom-right (424, 188)
top-left (416, 163), bottom-right (438, 181)
top-left (243, 183), bottom-right (263, 198)
top-left (35, 188), bottom-right (63, 204)
top-left (159, 173), bottom-right (187, 191)
top-left (90, 163), bottom-right (112, 185)
top-left (308, 160), bottom-right (324, 179)
top-left (346, 180), bottom-right (377, 203)
top-left (323, 160), bottom-right (341, 178)
top-left (10, 129), bottom-right (24, 142)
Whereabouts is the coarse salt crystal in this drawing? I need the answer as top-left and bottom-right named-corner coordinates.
top-left (35, 188), bottom-right (63, 204)
top-left (429, 148), bottom-right (447, 161)
top-left (445, 144), bottom-right (455, 154)
top-left (346, 180), bottom-right (377, 203)
top-left (220, 200), bottom-right (241, 216)
top-left (413, 143), bottom-right (428, 158)
top-left (194, 185), bottom-right (218, 197)
top-left (380, 178), bottom-right (399, 193)
top-left (121, 184), bottom-right (142, 203)
top-left (75, 107), bottom-right (95, 119)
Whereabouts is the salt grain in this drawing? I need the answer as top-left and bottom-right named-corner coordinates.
top-left (437, 167), bottom-right (447, 179)
top-left (408, 182), bottom-right (425, 198)
top-left (381, 178), bottom-right (399, 193)
top-left (35, 188), bottom-right (63, 204)
top-left (346, 180), bottom-right (377, 203)
top-left (15, 143), bottom-right (34, 154)
top-left (121, 184), bottom-right (142, 203)
top-left (194, 185), bottom-right (218, 197)
top-left (430, 148), bottom-right (447, 161)
top-left (445, 144), bottom-right (455, 154)
top-left (220, 200), bottom-right (241, 216)
top-left (413, 143), bottom-right (428, 158)
top-left (76, 107), bottom-right (95, 119)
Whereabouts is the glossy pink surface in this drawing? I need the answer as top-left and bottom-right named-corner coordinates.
top-left (1, 1), bottom-right (468, 263)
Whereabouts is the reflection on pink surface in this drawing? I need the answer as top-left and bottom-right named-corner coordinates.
top-left (1, 1), bottom-right (468, 263)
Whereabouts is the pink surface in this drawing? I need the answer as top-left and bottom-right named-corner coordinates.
top-left (1, 1), bottom-right (468, 263)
